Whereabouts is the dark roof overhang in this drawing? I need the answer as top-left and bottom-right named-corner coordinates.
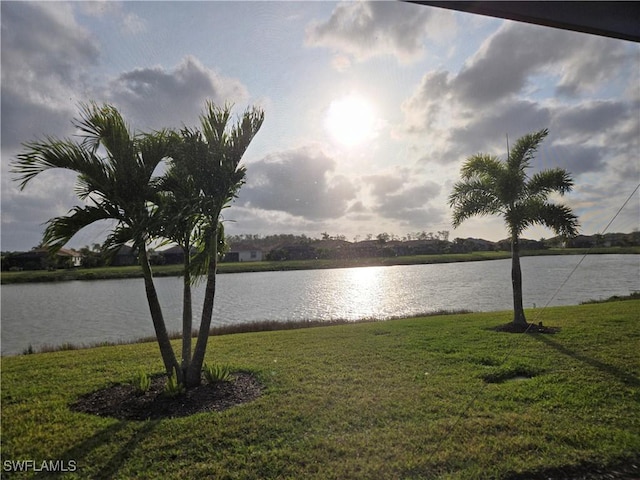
top-left (410, 2), bottom-right (640, 43)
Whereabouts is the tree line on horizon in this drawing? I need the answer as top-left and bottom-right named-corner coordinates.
top-left (2, 230), bottom-right (637, 269)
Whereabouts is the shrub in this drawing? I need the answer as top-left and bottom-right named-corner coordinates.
top-left (132, 370), bottom-right (151, 394)
top-left (203, 363), bottom-right (232, 384)
top-left (164, 368), bottom-right (185, 397)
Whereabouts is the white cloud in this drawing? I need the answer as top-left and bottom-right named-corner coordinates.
top-left (121, 12), bottom-right (147, 35)
top-left (78, 1), bottom-right (147, 35)
top-left (305, 1), bottom-right (454, 65)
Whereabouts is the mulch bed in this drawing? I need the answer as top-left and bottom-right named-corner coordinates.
top-left (70, 372), bottom-right (262, 421)
top-left (492, 322), bottom-right (561, 334)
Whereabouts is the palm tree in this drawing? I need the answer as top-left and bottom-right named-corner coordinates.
top-left (169, 102), bottom-right (264, 387)
top-left (448, 128), bottom-right (579, 327)
top-left (12, 103), bottom-right (180, 374)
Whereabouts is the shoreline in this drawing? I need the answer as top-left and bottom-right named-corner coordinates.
top-left (1, 247), bottom-right (638, 285)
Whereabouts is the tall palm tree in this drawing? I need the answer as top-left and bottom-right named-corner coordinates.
top-left (12, 103), bottom-right (180, 374)
top-left (449, 129), bottom-right (579, 327)
top-left (169, 102), bottom-right (264, 387)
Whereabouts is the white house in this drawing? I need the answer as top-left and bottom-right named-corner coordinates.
top-left (223, 246), bottom-right (263, 262)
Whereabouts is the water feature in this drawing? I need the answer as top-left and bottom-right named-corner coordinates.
top-left (2, 254), bottom-right (638, 355)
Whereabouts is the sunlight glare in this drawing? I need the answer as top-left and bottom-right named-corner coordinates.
top-left (324, 94), bottom-right (378, 148)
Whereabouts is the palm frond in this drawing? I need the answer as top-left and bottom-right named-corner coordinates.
top-left (137, 129), bottom-right (173, 179)
top-left (449, 179), bottom-right (503, 227)
top-left (532, 202), bottom-right (580, 238)
top-left (102, 225), bottom-right (136, 263)
top-left (508, 198), bottom-right (580, 238)
top-left (42, 204), bottom-right (119, 252)
top-left (12, 138), bottom-right (97, 191)
top-left (460, 154), bottom-right (503, 180)
top-left (229, 106), bottom-right (265, 163)
top-left (528, 168), bottom-right (574, 197)
top-left (507, 128), bottom-right (548, 172)
top-left (200, 101), bottom-right (232, 147)
top-left (75, 102), bottom-right (134, 163)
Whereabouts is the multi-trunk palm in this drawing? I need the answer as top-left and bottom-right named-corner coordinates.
top-left (12, 101), bottom-right (264, 388)
top-left (449, 129), bottom-right (579, 326)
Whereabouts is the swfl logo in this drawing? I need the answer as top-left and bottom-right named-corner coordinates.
top-left (3, 459), bottom-right (77, 472)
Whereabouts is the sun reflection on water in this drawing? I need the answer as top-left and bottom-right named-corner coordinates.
top-left (333, 266), bottom-right (399, 320)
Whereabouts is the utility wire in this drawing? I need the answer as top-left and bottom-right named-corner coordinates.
top-left (530, 182), bottom-right (639, 319)
top-left (424, 182), bottom-right (640, 467)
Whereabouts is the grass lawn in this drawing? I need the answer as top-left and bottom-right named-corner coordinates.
top-left (2, 301), bottom-right (639, 479)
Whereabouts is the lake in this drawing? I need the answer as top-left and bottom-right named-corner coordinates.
top-left (1, 254), bottom-right (638, 355)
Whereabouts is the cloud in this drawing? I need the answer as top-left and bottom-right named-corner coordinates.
top-left (551, 100), bottom-right (633, 141)
top-left (453, 22), bottom-right (634, 106)
top-left (121, 12), bottom-right (147, 35)
top-left (305, 1), bottom-right (453, 65)
top-left (1, 2), bottom-right (251, 250)
top-left (399, 22), bottom-right (638, 176)
top-left (100, 56), bottom-right (249, 132)
top-left (363, 172), bottom-right (407, 197)
top-left (1, 1), bottom-right (100, 149)
top-left (239, 146), bottom-right (358, 220)
top-left (1, 167), bottom-right (89, 250)
top-left (364, 170), bottom-right (445, 227)
top-left (77, 1), bottom-right (147, 35)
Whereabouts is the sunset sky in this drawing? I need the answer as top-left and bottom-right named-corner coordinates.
top-left (2, 1), bottom-right (638, 251)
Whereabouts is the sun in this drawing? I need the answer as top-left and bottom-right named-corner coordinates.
top-left (324, 94), bottom-right (378, 147)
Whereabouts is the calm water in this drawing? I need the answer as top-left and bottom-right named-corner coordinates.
top-left (2, 254), bottom-right (638, 355)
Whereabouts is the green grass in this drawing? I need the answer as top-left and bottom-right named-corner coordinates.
top-left (2, 301), bottom-right (639, 479)
top-left (3, 247), bottom-right (638, 284)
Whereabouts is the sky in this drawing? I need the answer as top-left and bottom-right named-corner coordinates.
top-left (2, 1), bottom-right (639, 252)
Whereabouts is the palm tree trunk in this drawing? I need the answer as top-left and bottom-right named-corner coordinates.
top-left (139, 243), bottom-right (180, 377)
top-left (181, 246), bottom-right (192, 380)
top-left (186, 226), bottom-right (218, 387)
top-left (510, 234), bottom-right (527, 326)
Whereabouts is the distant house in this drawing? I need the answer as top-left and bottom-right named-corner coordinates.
top-left (59, 248), bottom-right (83, 267)
top-left (565, 235), bottom-right (595, 248)
top-left (160, 245), bottom-right (185, 265)
top-left (111, 245), bottom-right (137, 266)
top-left (265, 244), bottom-right (315, 261)
top-left (5, 247), bottom-right (82, 270)
top-left (452, 238), bottom-right (496, 253)
top-left (223, 245), bottom-right (263, 262)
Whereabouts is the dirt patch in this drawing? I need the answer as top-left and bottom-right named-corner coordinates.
top-left (70, 372), bottom-right (262, 421)
top-left (492, 322), bottom-right (560, 334)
